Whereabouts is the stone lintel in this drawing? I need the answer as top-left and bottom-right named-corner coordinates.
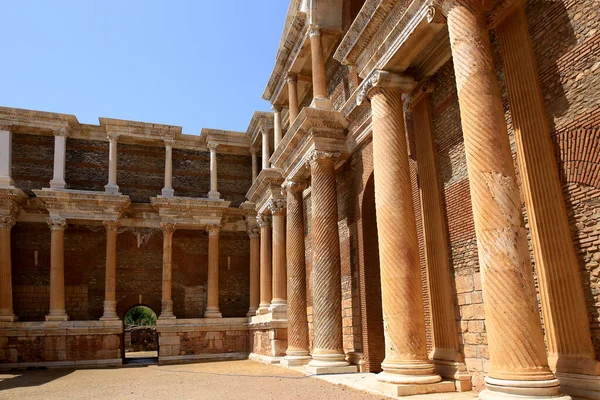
top-left (270, 107), bottom-right (348, 181)
top-left (99, 117), bottom-right (180, 144)
top-left (0, 188), bottom-right (27, 222)
top-left (201, 128), bottom-right (252, 152)
top-left (245, 168), bottom-right (285, 206)
top-left (246, 111), bottom-right (275, 148)
top-left (150, 196), bottom-right (231, 229)
top-left (33, 189), bottom-right (131, 222)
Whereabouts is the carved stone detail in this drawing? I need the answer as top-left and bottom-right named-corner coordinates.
top-left (268, 198), bottom-right (286, 215)
top-left (160, 221), bottom-right (176, 234)
top-left (257, 214), bottom-right (272, 227)
top-left (47, 216), bottom-right (67, 231)
top-left (103, 220), bottom-right (121, 232)
top-left (206, 224), bottom-right (221, 236)
top-left (0, 216), bottom-right (16, 230)
top-left (357, 70), bottom-right (416, 105)
top-left (309, 24), bottom-right (321, 38)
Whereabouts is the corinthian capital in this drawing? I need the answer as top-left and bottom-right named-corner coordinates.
top-left (47, 216), bottom-right (67, 231)
top-left (103, 220), bottom-right (121, 232)
top-left (207, 142), bottom-right (219, 151)
top-left (309, 24), bottom-right (321, 38)
top-left (257, 214), bottom-right (272, 227)
top-left (206, 224), bottom-right (221, 236)
top-left (283, 179), bottom-right (308, 195)
top-left (160, 221), bottom-right (176, 234)
top-left (268, 199), bottom-right (286, 215)
top-left (0, 215), bottom-right (16, 229)
top-left (356, 70), bottom-right (415, 105)
top-left (304, 150), bottom-right (340, 169)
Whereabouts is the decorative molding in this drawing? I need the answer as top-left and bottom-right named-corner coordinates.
top-left (247, 226), bottom-right (260, 238)
top-left (0, 122), bottom-right (12, 131)
top-left (410, 79), bottom-right (434, 105)
top-left (426, 0), bottom-right (446, 24)
top-left (309, 24), bottom-right (321, 38)
top-left (268, 198), bottom-right (286, 215)
top-left (103, 220), bottom-right (121, 232)
top-left (283, 179), bottom-right (309, 194)
top-left (160, 221), bottom-right (176, 234)
top-left (356, 70), bottom-right (416, 105)
top-left (257, 214), bottom-right (272, 227)
top-left (106, 132), bottom-right (120, 141)
top-left (305, 150), bottom-right (341, 168)
top-left (206, 224), bottom-right (221, 236)
top-left (164, 138), bottom-right (176, 146)
top-left (33, 189), bottom-right (131, 222)
top-left (53, 128), bottom-right (70, 137)
top-left (47, 216), bottom-right (67, 231)
top-left (0, 215), bottom-right (16, 229)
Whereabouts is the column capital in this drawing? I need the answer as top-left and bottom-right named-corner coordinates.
top-left (164, 138), bottom-right (175, 146)
top-left (410, 80), bottom-right (435, 106)
top-left (257, 214), bottom-right (272, 227)
top-left (0, 122), bottom-right (12, 132)
top-left (488, 0), bottom-right (525, 28)
top-left (357, 70), bottom-right (415, 105)
top-left (309, 24), bottom-right (321, 38)
top-left (0, 215), bottom-right (16, 229)
top-left (247, 225), bottom-right (260, 238)
top-left (103, 220), bottom-right (121, 232)
top-left (305, 150), bottom-right (340, 169)
top-left (268, 198), bottom-right (286, 215)
top-left (207, 142), bottom-right (219, 151)
top-left (160, 221), bottom-right (176, 234)
top-left (250, 147), bottom-right (258, 155)
top-left (271, 104), bottom-right (283, 113)
top-left (47, 216), bottom-right (67, 231)
top-left (286, 72), bottom-right (298, 83)
top-left (283, 179), bottom-right (308, 194)
top-left (206, 224), bottom-right (221, 236)
top-left (106, 132), bottom-right (120, 142)
top-left (53, 128), bottom-right (70, 137)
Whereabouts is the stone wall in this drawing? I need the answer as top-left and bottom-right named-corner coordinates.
top-left (124, 326), bottom-right (157, 352)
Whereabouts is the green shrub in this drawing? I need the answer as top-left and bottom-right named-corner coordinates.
top-left (125, 306), bottom-right (157, 326)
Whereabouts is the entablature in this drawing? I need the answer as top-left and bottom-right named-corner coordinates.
top-left (150, 196), bottom-right (232, 230)
top-left (201, 128), bottom-right (252, 155)
top-left (32, 189), bottom-right (131, 222)
top-left (245, 169), bottom-right (285, 215)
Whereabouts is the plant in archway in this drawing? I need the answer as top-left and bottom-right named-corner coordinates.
top-left (125, 306), bottom-right (157, 326)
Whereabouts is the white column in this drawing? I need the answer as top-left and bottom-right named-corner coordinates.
top-left (272, 105), bottom-right (282, 166)
top-left (0, 125), bottom-right (13, 188)
top-left (261, 129), bottom-right (270, 170)
top-left (251, 149), bottom-right (258, 182)
top-left (162, 139), bottom-right (175, 197)
top-left (49, 129), bottom-right (68, 189)
top-left (207, 143), bottom-right (220, 200)
top-left (104, 133), bottom-right (120, 194)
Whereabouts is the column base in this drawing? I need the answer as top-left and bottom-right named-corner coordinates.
top-left (556, 372), bottom-right (600, 400)
top-left (100, 300), bottom-right (119, 321)
top-left (310, 97), bottom-right (332, 110)
top-left (480, 377), bottom-right (571, 399)
top-left (104, 184), bottom-right (120, 195)
top-left (433, 358), bottom-right (473, 391)
top-left (246, 307), bottom-right (258, 318)
top-left (376, 380), bottom-right (456, 397)
top-left (0, 314), bottom-right (18, 322)
top-left (158, 314), bottom-right (176, 320)
top-left (257, 303), bottom-right (270, 315)
top-left (49, 179), bottom-right (66, 189)
top-left (45, 312), bottom-right (69, 321)
top-left (268, 302), bottom-right (287, 320)
top-left (204, 309), bottom-right (222, 318)
top-left (307, 354), bottom-right (357, 375)
top-left (0, 177), bottom-right (15, 188)
top-left (282, 354), bottom-right (312, 367)
top-left (207, 190), bottom-right (221, 200)
top-left (161, 187), bottom-right (175, 197)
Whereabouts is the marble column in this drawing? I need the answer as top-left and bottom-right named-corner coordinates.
top-left (496, 5), bottom-right (600, 396)
top-left (309, 25), bottom-right (330, 109)
top-left (207, 143), bottom-right (221, 200)
top-left (204, 225), bottom-right (222, 318)
top-left (257, 214), bottom-right (272, 315)
top-left (282, 180), bottom-right (311, 366)
top-left (49, 129), bottom-right (68, 189)
top-left (268, 199), bottom-right (286, 317)
top-left (261, 129), bottom-right (270, 170)
top-left (287, 73), bottom-right (300, 123)
top-left (360, 71), bottom-right (440, 386)
top-left (104, 133), bottom-right (120, 194)
top-left (0, 125), bottom-right (13, 188)
top-left (445, 0), bottom-right (567, 398)
top-left (100, 220), bottom-right (120, 320)
top-left (411, 85), bottom-right (471, 389)
top-left (46, 217), bottom-right (69, 321)
top-left (251, 149), bottom-right (258, 182)
top-left (273, 105), bottom-right (283, 159)
top-left (162, 139), bottom-right (175, 197)
top-left (306, 151), bottom-right (356, 374)
top-left (159, 222), bottom-right (176, 319)
top-left (0, 216), bottom-right (17, 321)
top-left (247, 225), bottom-right (260, 317)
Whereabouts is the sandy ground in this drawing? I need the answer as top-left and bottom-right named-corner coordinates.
top-left (0, 360), bottom-right (388, 400)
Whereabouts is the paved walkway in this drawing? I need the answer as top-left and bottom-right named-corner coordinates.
top-left (0, 360), bottom-right (478, 399)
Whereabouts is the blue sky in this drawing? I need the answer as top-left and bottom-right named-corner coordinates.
top-left (0, 1), bottom-right (289, 133)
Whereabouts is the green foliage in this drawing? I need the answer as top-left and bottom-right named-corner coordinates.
top-left (125, 306), bottom-right (157, 326)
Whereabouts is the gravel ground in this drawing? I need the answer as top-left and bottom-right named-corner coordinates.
top-left (0, 360), bottom-right (388, 400)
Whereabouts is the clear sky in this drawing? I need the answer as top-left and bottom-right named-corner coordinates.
top-left (1, 1), bottom-right (289, 133)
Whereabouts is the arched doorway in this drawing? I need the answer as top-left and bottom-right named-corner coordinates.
top-left (360, 173), bottom-right (385, 372)
top-left (123, 305), bottom-right (159, 364)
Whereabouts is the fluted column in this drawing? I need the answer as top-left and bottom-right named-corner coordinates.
top-left (261, 129), bottom-right (270, 170)
top-left (0, 216), bottom-right (17, 321)
top-left (207, 143), bottom-right (220, 200)
top-left (410, 85), bottom-right (470, 388)
top-left (159, 222), bottom-right (176, 319)
top-left (306, 151), bottom-right (355, 374)
top-left (49, 129), bottom-right (68, 189)
top-left (100, 220), bottom-right (120, 320)
top-left (104, 133), bottom-right (120, 194)
top-left (247, 225), bottom-right (260, 317)
top-left (445, 1), bottom-right (567, 398)
top-left (287, 73), bottom-right (300, 123)
top-left (268, 199), bottom-right (287, 316)
top-left (282, 180), bottom-right (311, 366)
top-left (257, 214), bottom-right (272, 315)
top-left (205, 225), bottom-right (222, 318)
top-left (0, 125), bottom-right (13, 188)
top-left (162, 139), bottom-right (175, 197)
top-left (46, 217), bottom-right (69, 321)
top-left (309, 25), bottom-right (330, 109)
top-left (251, 149), bottom-right (258, 182)
top-left (496, 5), bottom-right (600, 389)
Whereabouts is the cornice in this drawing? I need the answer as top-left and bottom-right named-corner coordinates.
top-left (150, 195), bottom-right (231, 229)
top-left (33, 189), bottom-right (131, 222)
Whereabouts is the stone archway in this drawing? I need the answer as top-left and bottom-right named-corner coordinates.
top-left (123, 304), bottom-right (159, 363)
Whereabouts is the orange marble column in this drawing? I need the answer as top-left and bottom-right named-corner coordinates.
top-left (205, 225), bottom-right (222, 318)
top-left (0, 216), bottom-right (17, 321)
top-left (445, 0), bottom-right (567, 398)
top-left (46, 217), bottom-right (69, 321)
top-left (159, 222), bottom-right (176, 319)
top-left (309, 25), bottom-right (330, 109)
top-left (257, 214), bottom-right (272, 315)
top-left (306, 151), bottom-right (356, 374)
top-left (287, 73), bottom-right (300, 123)
top-left (496, 5), bottom-right (600, 393)
top-left (269, 199), bottom-right (287, 316)
top-left (411, 85), bottom-right (471, 389)
top-left (282, 180), bottom-right (311, 366)
top-left (247, 225), bottom-right (260, 317)
top-left (101, 220), bottom-right (120, 320)
top-left (359, 71), bottom-right (440, 386)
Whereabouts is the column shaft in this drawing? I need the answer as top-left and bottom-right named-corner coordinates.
top-left (0, 220), bottom-right (16, 321)
top-left (46, 217), bottom-right (69, 321)
top-left (257, 215), bottom-right (272, 315)
top-left (496, 4), bottom-right (599, 377)
top-left (205, 225), bottom-right (222, 318)
top-left (105, 135), bottom-right (119, 194)
top-left (247, 227), bottom-right (260, 317)
top-left (101, 221), bottom-right (119, 320)
top-left (162, 140), bottom-right (174, 197)
top-left (50, 132), bottom-right (67, 189)
top-left (273, 107), bottom-right (282, 155)
top-left (251, 151), bottom-right (258, 182)
top-left (446, 0), bottom-right (564, 397)
top-left (309, 26), bottom-right (328, 101)
top-left (208, 144), bottom-right (220, 199)
top-left (0, 127), bottom-right (13, 187)
top-left (262, 131), bottom-right (270, 170)
top-left (287, 74), bottom-right (300, 123)
top-left (269, 200), bottom-right (286, 314)
top-left (160, 223), bottom-right (175, 319)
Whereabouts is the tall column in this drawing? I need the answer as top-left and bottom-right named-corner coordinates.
top-left (49, 129), bottom-right (68, 189)
top-left (251, 149), bottom-right (258, 182)
top-left (287, 73), bottom-right (300, 123)
top-left (273, 105), bottom-right (283, 158)
top-left (282, 180), bottom-right (311, 366)
top-left (445, 1), bottom-right (568, 398)
top-left (261, 129), bottom-right (270, 170)
top-left (207, 143), bottom-right (221, 200)
top-left (46, 217), bottom-right (69, 321)
top-left (268, 199), bottom-right (286, 317)
top-left (309, 25), bottom-right (330, 109)
top-left (159, 222), bottom-right (176, 319)
top-left (496, 5), bottom-right (600, 396)
top-left (0, 216), bottom-right (17, 321)
top-left (204, 225), bottom-right (222, 318)
top-left (0, 125), bottom-right (13, 188)
top-left (359, 71), bottom-right (440, 387)
top-left (162, 139), bottom-right (175, 197)
top-left (104, 133), bottom-right (120, 194)
top-left (411, 85), bottom-right (471, 389)
top-left (305, 151), bottom-right (356, 374)
top-left (257, 214), bottom-right (272, 315)
top-left (247, 225), bottom-right (260, 317)
top-left (100, 220), bottom-right (120, 320)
